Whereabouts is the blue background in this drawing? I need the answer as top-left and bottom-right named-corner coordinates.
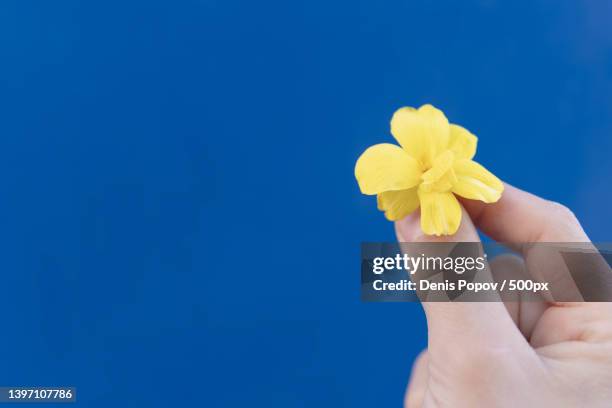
top-left (0, 0), bottom-right (610, 406)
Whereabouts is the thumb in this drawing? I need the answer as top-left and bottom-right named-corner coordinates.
top-left (395, 206), bottom-right (530, 363)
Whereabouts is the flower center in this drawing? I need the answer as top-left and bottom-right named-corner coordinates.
top-left (419, 150), bottom-right (457, 193)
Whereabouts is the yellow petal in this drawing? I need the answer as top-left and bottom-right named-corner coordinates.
top-left (418, 189), bottom-right (462, 236)
top-left (452, 159), bottom-right (504, 203)
top-left (355, 143), bottom-right (422, 195)
top-left (448, 124), bottom-right (477, 160)
top-left (420, 150), bottom-right (457, 193)
top-left (377, 188), bottom-right (420, 221)
top-left (376, 194), bottom-right (385, 211)
top-left (390, 104), bottom-right (450, 168)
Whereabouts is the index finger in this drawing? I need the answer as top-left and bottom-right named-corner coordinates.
top-left (460, 183), bottom-right (590, 244)
top-left (462, 183), bottom-right (597, 302)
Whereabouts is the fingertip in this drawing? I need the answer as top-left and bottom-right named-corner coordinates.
top-left (395, 206), bottom-right (480, 243)
top-left (394, 211), bottom-right (420, 242)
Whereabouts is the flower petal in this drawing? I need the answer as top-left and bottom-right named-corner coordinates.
top-left (448, 124), bottom-right (477, 160)
top-left (377, 188), bottom-right (420, 221)
top-left (376, 194), bottom-right (385, 211)
top-left (418, 189), bottom-right (462, 236)
top-left (420, 150), bottom-right (457, 193)
top-left (452, 159), bottom-right (504, 203)
top-left (390, 104), bottom-right (450, 168)
top-left (355, 143), bottom-right (422, 195)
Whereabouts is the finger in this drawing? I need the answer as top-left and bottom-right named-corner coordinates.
top-left (530, 302), bottom-right (612, 348)
top-left (489, 254), bottom-right (547, 341)
top-left (395, 207), bottom-right (529, 361)
top-left (460, 183), bottom-right (589, 244)
top-left (461, 183), bottom-right (599, 303)
top-left (404, 351), bottom-right (428, 408)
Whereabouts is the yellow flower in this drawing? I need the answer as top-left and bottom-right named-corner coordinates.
top-left (355, 104), bottom-right (504, 236)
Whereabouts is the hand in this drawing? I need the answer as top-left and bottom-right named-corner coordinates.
top-left (396, 184), bottom-right (612, 408)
